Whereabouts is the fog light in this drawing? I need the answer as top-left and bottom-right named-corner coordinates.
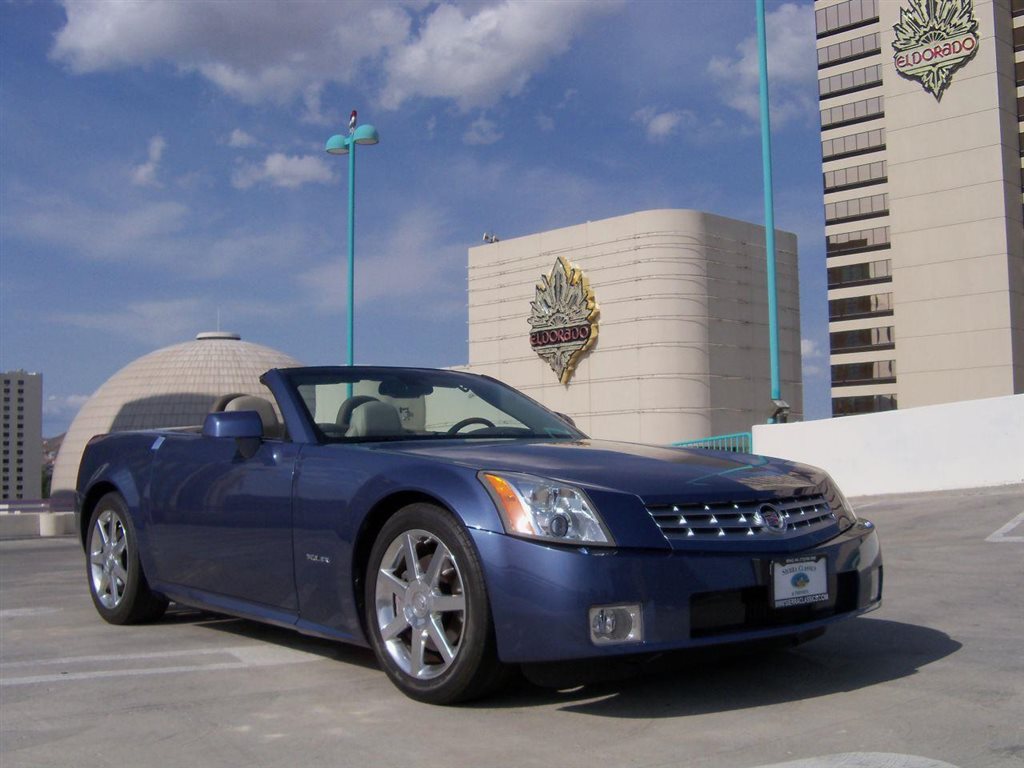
top-left (589, 604), bottom-right (643, 645)
top-left (869, 566), bottom-right (883, 603)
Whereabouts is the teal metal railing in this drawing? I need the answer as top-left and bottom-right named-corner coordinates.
top-left (672, 432), bottom-right (753, 453)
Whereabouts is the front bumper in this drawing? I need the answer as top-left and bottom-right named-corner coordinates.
top-left (472, 521), bottom-right (882, 663)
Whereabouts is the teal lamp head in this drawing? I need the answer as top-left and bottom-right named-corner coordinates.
top-left (352, 124), bottom-right (379, 145)
top-left (325, 134), bottom-right (350, 155)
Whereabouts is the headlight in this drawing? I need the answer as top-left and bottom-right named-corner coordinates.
top-left (479, 471), bottom-right (615, 546)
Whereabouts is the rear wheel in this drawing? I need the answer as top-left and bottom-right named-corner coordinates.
top-left (86, 493), bottom-right (167, 625)
top-left (365, 503), bottom-right (505, 704)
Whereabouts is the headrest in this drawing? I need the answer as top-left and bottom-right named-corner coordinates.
top-left (346, 401), bottom-right (402, 438)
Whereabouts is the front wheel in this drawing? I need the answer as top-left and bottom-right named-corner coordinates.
top-left (86, 493), bottom-right (167, 625)
top-left (365, 503), bottom-right (505, 704)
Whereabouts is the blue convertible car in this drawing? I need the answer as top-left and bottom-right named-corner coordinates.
top-left (76, 366), bottom-right (882, 703)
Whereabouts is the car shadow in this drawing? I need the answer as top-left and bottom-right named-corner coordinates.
top-left (159, 604), bottom-right (379, 670)
top-left (482, 617), bottom-right (961, 716)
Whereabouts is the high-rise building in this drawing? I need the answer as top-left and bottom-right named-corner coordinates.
top-left (1, 371), bottom-right (42, 500)
top-left (816, 0), bottom-right (1023, 416)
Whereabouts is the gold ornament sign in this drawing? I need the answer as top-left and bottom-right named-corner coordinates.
top-left (528, 257), bottom-right (598, 384)
top-left (892, 0), bottom-right (980, 101)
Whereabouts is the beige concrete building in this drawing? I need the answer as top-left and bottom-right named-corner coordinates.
top-left (1, 371), bottom-right (42, 500)
top-left (816, 0), bottom-right (1024, 416)
top-left (462, 209), bottom-right (802, 445)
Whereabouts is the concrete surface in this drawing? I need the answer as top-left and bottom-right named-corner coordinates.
top-left (1, 485), bottom-right (1021, 768)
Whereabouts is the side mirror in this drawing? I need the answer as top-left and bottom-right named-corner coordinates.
top-left (203, 411), bottom-right (264, 439)
top-left (203, 411), bottom-right (263, 459)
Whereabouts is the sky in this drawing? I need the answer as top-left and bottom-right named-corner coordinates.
top-left (0, 0), bottom-right (834, 438)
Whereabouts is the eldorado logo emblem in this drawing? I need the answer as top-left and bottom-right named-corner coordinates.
top-left (892, 0), bottom-right (980, 101)
top-left (528, 256), bottom-right (598, 384)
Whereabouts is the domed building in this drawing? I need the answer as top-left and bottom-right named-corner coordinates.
top-left (51, 332), bottom-right (301, 502)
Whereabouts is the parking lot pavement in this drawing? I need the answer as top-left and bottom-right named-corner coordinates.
top-left (1, 484), bottom-right (1021, 768)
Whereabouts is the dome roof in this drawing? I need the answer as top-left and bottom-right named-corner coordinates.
top-left (51, 332), bottom-right (301, 497)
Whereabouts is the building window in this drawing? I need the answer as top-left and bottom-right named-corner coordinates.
top-left (828, 259), bottom-right (892, 289)
top-left (832, 359), bottom-right (896, 386)
top-left (819, 63), bottom-right (882, 99)
top-left (821, 95), bottom-right (884, 129)
top-left (816, 0), bottom-right (879, 38)
top-left (825, 193), bottom-right (888, 224)
top-left (818, 31), bottom-right (881, 69)
top-left (1014, 24), bottom-right (1024, 51)
top-left (827, 225), bottom-right (890, 256)
top-left (831, 326), bottom-right (895, 353)
top-left (829, 292), bottom-right (893, 321)
top-left (824, 160), bottom-right (887, 192)
top-left (832, 394), bottom-right (897, 416)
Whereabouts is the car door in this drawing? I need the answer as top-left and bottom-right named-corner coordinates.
top-left (147, 432), bottom-right (298, 612)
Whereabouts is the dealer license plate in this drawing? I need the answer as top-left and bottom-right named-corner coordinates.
top-left (772, 556), bottom-right (829, 608)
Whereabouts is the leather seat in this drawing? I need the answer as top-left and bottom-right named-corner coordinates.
top-left (346, 401), bottom-right (402, 438)
top-left (223, 395), bottom-right (283, 439)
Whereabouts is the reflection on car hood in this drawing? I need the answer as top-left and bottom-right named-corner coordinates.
top-left (369, 439), bottom-right (826, 501)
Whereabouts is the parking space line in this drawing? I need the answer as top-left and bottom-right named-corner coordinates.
top-left (1, 662), bottom-right (248, 686)
top-left (0, 643), bottom-right (320, 687)
top-left (985, 511), bottom-right (1024, 543)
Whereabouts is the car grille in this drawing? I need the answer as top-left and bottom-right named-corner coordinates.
top-left (646, 494), bottom-right (835, 540)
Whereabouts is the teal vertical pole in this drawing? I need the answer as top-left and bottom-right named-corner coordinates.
top-left (347, 139), bottom-right (356, 367)
top-left (756, 0), bottom-right (782, 417)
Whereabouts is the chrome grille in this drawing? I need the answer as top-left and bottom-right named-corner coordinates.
top-left (647, 494), bottom-right (835, 540)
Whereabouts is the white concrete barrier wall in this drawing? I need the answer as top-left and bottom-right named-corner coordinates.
top-left (752, 394), bottom-right (1024, 497)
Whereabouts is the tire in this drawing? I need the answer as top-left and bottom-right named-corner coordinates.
top-left (365, 503), bottom-right (506, 704)
top-left (85, 493), bottom-right (168, 625)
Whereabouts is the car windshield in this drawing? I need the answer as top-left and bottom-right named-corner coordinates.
top-left (283, 367), bottom-right (584, 443)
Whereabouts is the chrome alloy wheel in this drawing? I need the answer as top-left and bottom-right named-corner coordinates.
top-left (89, 509), bottom-right (129, 610)
top-left (374, 529), bottom-right (467, 680)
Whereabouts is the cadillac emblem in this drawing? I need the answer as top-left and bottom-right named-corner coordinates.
top-left (758, 504), bottom-right (787, 533)
top-left (528, 256), bottom-right (598, 384)
top-left (892, 0), bottom-right (980, 101)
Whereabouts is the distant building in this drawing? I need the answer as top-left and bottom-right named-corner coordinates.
top-left (51, 332), bottom-right (301, 503)
top-left (815, 0), bottom-right (1023, 416)
top-left (1, 371), bottom-right (43, 500)
top-left (462, 209), bottom-right (802, 444)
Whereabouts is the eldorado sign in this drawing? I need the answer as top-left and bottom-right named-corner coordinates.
top-left (892, 0), bottom-right (980, 101)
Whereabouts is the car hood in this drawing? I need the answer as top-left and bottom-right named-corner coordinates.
top-left (368, 439), bottom-right (828, 502)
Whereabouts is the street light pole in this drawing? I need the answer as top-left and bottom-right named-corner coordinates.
top-left (756, 0), bottom-right (787, 423)
top-left (326, 116), bottom-right (380, 366)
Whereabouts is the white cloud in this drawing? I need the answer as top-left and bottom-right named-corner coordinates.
top-left (801, 338), bottom-right (822, 358)
top-left (463, 116), bottom-right (503, 146)
top-left (131, 135), bottom-right (166, 186)
top-left (382, 2), bottom-right (615, 111)
top-left (54, 298), bottom-right (208, 345)
top-left (706, 3), bottom-right (817, 126)
top-left (10, 195), bottom-right (189, 261)
top-left (43, 394), bottom-right (91, 418)
top-left (51, 2), bottom-right (410, 110)
top-left (53, 298), bottom-right (287, 346)
top-left (535, 113), bottom-right (555, 132)
top-left (801, 337), bottom-right (825, 377)
top-left (232, 153), bottom-right (334, 189)
top-left (296, 206), bottom-right (464, 316)
top-left (631, 107), bottom-right (694, 143)
top-left (50, 1), bottom-right (616, 115)
top-left (3, 190), bottom-right (329, 279)
top-left (227, 129), bottom-right (259, 148)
